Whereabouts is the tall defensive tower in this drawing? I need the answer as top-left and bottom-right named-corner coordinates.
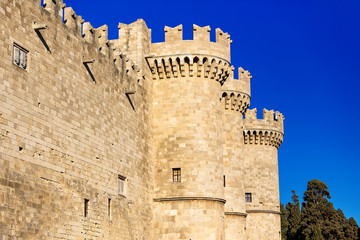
top-left (148, 25), bottom-right (232, 239)
top-left (221, 70), bottom-right (284, 240)
top-left (221, 68), bottom-right (251, 239)
top-left (242, 108), bottom-right (284, 240)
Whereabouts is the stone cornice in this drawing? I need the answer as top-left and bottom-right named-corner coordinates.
top-left (246, 209), bottom-right (281, 215)
top-left (225, 212), bottom-right (247, 217)
top-left (153, 197), bottom-right (226, 204)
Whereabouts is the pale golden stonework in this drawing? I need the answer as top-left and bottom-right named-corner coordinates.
top-left (0, 0), bottom-right (284, 239)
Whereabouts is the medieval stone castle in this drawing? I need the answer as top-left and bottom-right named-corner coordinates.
top-left (0, 0), bottom-right (284, 239)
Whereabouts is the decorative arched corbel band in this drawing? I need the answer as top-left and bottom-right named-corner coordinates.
top-left (243, 129), bottom-right (284, 149)
top-left (221, 90), bottom-right (250, 114)
top-left (146, 54), bottom-right (231, 85)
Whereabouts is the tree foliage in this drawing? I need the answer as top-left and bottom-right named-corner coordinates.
top-left (287, 190), bottom-right (301, 240)
top-left (281, 203), bottom-right (289, 240)
top-left (281, 179), bottom-right (360, 240)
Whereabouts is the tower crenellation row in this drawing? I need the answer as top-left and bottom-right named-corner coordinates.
top-left (164, 24), bottom-right (231, 48)
top-left (221, 67), bottom-right (252, 113)
top-left (243, 108), bottom-right (284, 149)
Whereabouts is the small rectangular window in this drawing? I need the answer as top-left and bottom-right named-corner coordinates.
top-left (118, 175), bottom-right (126, 195)
top-left (223, 175), bottom-right (226, 187)
top-left (173, 168), bottom-right (181, 182)
top-left (245, 193), bottom-right (252, 203)
top-left (84, 198), bottom-right (89, 217)
top-left (13, 43), bottom-right (28, 70)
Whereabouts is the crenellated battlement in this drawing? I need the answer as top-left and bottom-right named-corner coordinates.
top-left (242, 108), bottom-right (284, 148)
top-left (64, 6), bottom-right (83, 35)
top-left (163, 24), bottom-right (231, 47)
top-left (43, 0), bottom-right (64, 16)
top-left (216, 28), bottom-right (232, 47)
top-left (33, 0), bottom-right (147, 87)
top-left (193, 24), bottom-right (211, 41)
top-left (221, 67), bottom-right (252, 113)
top-left (151, 24), bottom-right (232, 62)
top-left (164, 24), bottom-right (183, 42)
top-left (223, 67), bottom-right (252, 94)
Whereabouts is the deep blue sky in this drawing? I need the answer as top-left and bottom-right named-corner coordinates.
top-left (64, 0), bottom-right (360, 222)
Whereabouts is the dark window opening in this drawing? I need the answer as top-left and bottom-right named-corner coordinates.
top-left (84, 198), bottom-right (89, 217)
top-left (173, 168), bottom-right (181, 182)
top-left (245, 193), bottom-right (252, 203)
top-left (223, 175), bottom-right (226, 187)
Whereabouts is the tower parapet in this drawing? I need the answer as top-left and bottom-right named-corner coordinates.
top-left (221, 67), bottom-right (252, 114)
top-left (148, 25), bottom-right (233, 86)
top-left (150, 24), bottom-right (231, 62)
top-left (243, 108), bottom-right (284, 148)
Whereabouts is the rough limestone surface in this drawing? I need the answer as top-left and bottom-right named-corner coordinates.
top-left (0, 0), bottom-right (284, 239)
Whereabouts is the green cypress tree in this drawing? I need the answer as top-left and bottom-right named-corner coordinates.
top-left (343, 217), bottom-right (359, 240)
top-left (338, 209), bottom-right (348, 240)
top-left (286, 190), bottom-right (301, 240)
top-left (300, 179), bottom-right (343, 240)
top-left (310, 224), bottom-right (325, 240)
top-left (281, 203), bottom-right (289, 240)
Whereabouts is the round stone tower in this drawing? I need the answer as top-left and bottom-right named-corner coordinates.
top-left (221, 67), bottom-right (251, 239)
top-left (148, 24), bottom-right (232, 240)
top-left (220, 67), bottom-right (284, 240)
top-left (242, 108), bottom-right (284, 240)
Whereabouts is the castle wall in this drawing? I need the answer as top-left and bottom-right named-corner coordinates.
top-left (0, 1), bottom-right (285, 239)
top-left (222, 110), bottom-right (247, 240)
top-left (243, 145), bottom-right (281, 240)
top-left (225, 214), bottom-right (247, 240)
top-left (246, 213), bottom-right (281, 240)
top-left (243, 145), bottom-right (280, 211)
top-left (223, 111), bottom-right (246, 213)
top-left (0, 1), bottom-right (153, 239)
top-left (153, 200), bottom-right (225, 240)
